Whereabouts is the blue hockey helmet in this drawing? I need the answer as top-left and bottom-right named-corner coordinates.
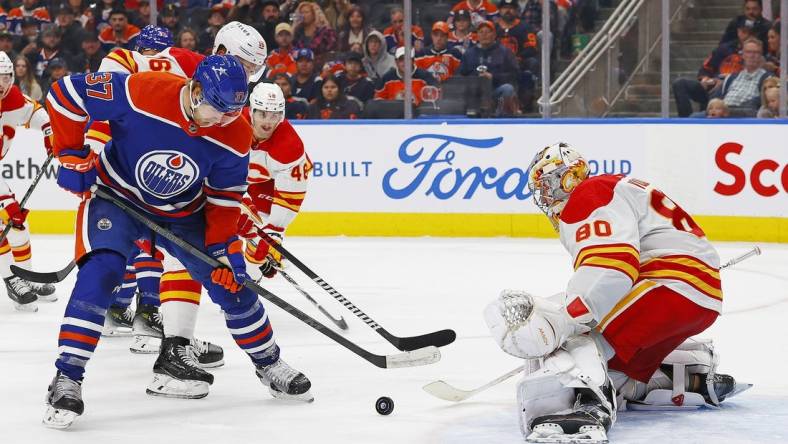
top-left (136, 25), bottom-right (174, 52)
top-left (192, 54), bottom-right (249, 114)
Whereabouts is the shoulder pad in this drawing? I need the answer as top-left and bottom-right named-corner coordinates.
top-left (560, 175), bottom-right (625, 224)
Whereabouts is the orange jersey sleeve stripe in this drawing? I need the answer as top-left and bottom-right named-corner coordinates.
top-left (107, 50), bottom-right (136, 72)
top-left (50, 82), bottom-right (86, 117)
top-left (580, 257), bottom-right (639, 282)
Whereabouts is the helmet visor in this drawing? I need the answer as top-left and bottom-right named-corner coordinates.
top-left (238, 57), bottom-right (263, 79)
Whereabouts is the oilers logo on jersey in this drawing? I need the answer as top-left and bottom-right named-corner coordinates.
top-left (135, 151), bottom-right (200, 198)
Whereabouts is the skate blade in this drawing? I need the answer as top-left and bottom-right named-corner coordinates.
top-left (197, 359), bottom-right (225, 369)
top-left (12, 301), bottom-right (38, 312)
top-left (728, 382), bottom-right (753, 399)
top-left (42, 406), bottom-right (79, 429)
top-left (129, 336), bottom-right (161, 354)
top-left (37, 294), bottom-right (58, 302)
top-left (527, 425), bottom-right (608, 444)
top-left (146, 373), bottom-right (210, 399)
top-left (269, 387), bottom-right (314, 403)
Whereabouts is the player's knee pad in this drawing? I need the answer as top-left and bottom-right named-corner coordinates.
top-left (517, 335), bottom-right (614, 436)
top-left (484, 289), bottom-right (575, 359)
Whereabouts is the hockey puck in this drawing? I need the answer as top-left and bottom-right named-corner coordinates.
top-left (375, 396), bottom-right (394, 415)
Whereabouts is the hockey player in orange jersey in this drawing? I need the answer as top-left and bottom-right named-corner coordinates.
top-left (0, 50), bottom-right (58, 311)
top-left (236, 82), bottom-right (311, 281)
top-left (483, 143), bottom-right (750, 443)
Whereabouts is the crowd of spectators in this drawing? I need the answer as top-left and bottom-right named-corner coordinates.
top-left (673, 0), bottom-right (783, 119)
top-left (0, 0), bottom-right (600, 118)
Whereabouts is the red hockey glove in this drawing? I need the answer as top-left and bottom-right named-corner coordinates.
top-left (255, 225), bottom-right (284, 279)
top-left (237, 197), bottom-right (259, 239)
top-left (42, 122), bottom-right (53, 155)
top-left (3, 201), bottom-right (28, 228)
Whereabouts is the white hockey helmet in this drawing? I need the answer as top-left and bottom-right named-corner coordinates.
top-left (527, 142), bottom-right (589, 230)
top-left (213, 21), bottom-right (267, 81)
top-left (249, 82), bottom-right (285, 129)
top-left (0, 51), bottom-right (14, 98)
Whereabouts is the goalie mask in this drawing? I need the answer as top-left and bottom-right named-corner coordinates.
top-left (527, 143), bottom-right (589, 230)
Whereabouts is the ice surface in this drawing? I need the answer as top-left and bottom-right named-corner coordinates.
top-left (0, 236), bottom-right (786, 444)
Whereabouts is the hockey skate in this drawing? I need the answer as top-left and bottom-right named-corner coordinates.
top-left (27, 280), bottom-right (57, 302)
top-left (255, 357), bottom-right (313, 402)
top-left (102, 305), bottom-right (134, 337)
top-left (146, 336), bottom-right (213, 399)
top-left (43, 372), bottom-right (84, 429)
top-left (191, 337), bottom-right (225, 368)
top-left (527, 388), bottom-right (613, 444)
top-left (4, 275), bottom-right (38, 312)
top-left (129, 304), bottom-right (163, 354)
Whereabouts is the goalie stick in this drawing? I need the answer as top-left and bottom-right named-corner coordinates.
top-left (423, 248), bottom-right (764, 402)
top-left (95, 187), bottom-right (439, 369)
top-left (0, 153), bottom-right (54, 245)
top-left (256, 229), bottom-right (456, 352)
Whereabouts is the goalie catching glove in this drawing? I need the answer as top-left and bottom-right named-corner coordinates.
top-left (208, 236), bottom-right (248, 293)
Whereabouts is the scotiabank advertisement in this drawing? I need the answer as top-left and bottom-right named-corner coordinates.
top-left (5, 121), bottom-right (787, 233)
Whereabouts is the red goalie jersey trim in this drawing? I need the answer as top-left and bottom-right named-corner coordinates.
top-left (560, 174), bottom-right (625, 224)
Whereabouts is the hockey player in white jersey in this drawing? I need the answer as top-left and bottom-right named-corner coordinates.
top-left (484, 143), bottom-right (748, 443)
top-left (0, 50), bottom-right (58, 311)
top-left (236, 83), bottom-right (311, 282)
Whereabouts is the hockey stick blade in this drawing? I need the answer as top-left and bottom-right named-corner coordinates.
top-left (380, 328), bottom-right (456, 351)
top-left (423, 365), bottom-right (525, 402)
top-left (256, 229), bottom-right (457, 351)
top-left (386, 346), bottom-right (442, 369)
top-left (11, 261), bottom-right (76, 284)
top-left (96, 188), bottom-right (438, 369)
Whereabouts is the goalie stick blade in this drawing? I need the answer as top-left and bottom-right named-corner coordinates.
top-left (383, 328), bottom-right (457, 352)
top-left (11, 262), bottom-right (76, 284)
top-left (384, 346), bottom-right (441, 369)
top-left (422, 381), bottom-right (474, 402)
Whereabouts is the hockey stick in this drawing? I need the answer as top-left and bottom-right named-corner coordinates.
top-left (0, 153), bottom-right (54, 245)
top-left (276, 266), bottom-right (349, 330)
top-left (423, 364), bottom-right (527, 402)
top-left (95, 187), bottom-right (439, 369)
top-left (257, 229), bottom-right (456, 352)
top-left (720, 246), bottom-right (761, 269)
top-left (11, 260), bottom-right (75, 284)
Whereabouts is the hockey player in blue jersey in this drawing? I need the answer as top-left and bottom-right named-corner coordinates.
top-left (42, 54), bottom-right (312, 429)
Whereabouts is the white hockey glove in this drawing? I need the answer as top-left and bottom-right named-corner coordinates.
top-left (484, 289), bottom-right (587, 359)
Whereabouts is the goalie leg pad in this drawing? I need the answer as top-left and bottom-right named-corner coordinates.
top-left (518, 336), bottom-right (615, 439)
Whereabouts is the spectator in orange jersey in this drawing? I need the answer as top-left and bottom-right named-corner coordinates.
top-left (383, 7), bottom-right (424, 54)
top-left (98, 9), bottom-right (141, 53)
top-left (673, 21), bottom-right (751, 117)
top-left (267, 22), bottom-right (297, 77)
top-left (448, 0), bottom-right (499, 29)
top-left (7, 0), bottom-right (50, 36)
top-left (272, 72), bottom-right (309, 119)
top-left (308, 74), bottom-right (360, 119)
top-left (415, 21), bottom-right (462, 83)
top-left (497, 0), bottom-right (539, 111)
top-left (449, 9), bottom-right (478, 55)
top-left (374, 46), bottom-right (437, 106)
